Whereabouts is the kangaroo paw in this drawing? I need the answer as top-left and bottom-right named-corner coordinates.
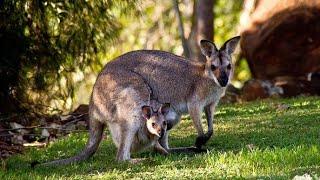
top-left (169, 146), bottom-right (207, 154)
top-left (195, 135), bottom-right (210, 149)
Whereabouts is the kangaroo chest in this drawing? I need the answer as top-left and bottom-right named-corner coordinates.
top-left (131, 129), bottom-right (156, 153)
top-left (173, 84), bottom-right (225, 114)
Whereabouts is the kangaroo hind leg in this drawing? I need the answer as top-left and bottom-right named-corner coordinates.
top-left (116, 123), bottom-right (136, 162)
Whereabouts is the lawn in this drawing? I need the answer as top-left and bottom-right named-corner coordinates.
top-left (2, 96), bottom-right (320, 179)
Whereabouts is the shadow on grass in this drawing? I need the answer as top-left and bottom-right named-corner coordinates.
top-left (210, 110), bottom-right (320, 152)
top-left (3, 97), bottom-right (320, 178)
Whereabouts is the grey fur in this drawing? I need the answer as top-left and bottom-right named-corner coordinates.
top-left (34, 36), bottom-right (240, 166)
top-left (35, 69), bottom-right (171, 165)
top-left (101, 36), bottom-right (240, 149)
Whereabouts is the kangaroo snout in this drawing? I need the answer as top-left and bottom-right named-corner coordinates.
top-left (157, 122), bottom-right (167, 138)
top-left (218, 70), bottom-right (228, 87)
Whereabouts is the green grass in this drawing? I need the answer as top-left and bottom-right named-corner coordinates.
top-left (2, 96), bottom-right (320, 179)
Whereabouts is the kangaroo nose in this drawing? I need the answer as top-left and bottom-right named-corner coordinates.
top-left (218, 71), bottom-right (228, 87)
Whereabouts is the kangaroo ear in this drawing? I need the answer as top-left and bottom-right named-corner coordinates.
top-left (220, 36), bottom-right (241, 55)
top-left (160, 103), bottom-right (171, 115)
top-left (200, 40), bottom-right (218, 57)
top-left (141, 105), bottom-right (151, 119)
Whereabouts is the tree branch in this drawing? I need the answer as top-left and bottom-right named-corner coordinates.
top-left (173, 0), bottom-right (191, 58)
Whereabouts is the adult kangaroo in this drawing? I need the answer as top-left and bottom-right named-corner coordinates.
top-left (104, 36), bottom-right (241, 150)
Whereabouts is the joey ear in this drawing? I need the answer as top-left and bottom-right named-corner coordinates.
top-left (141, 105), bottom-right (151, 119)
top-left (200, 40), bottom-right (218, 57)
top-left (220, 36), bottom-right (241, 55)
top-left (160, 103), bottom-right (171, 115)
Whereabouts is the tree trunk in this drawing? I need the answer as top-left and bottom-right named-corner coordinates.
top-left (188, 0), bottom-right (214, 62)
top-left (173, 0), bottom-right (191, 58)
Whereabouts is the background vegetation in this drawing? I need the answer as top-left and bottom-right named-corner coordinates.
top-left (1, 1), bottom-right (319, 178)
top-left (0, 0), bottom-right (247, 116)
top-left (0, 0), bottom-right (138, 115)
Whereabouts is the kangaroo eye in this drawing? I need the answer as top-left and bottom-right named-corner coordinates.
top-left (227, 64), bottom-right (231, 70)
top-left (211, 65), bottom-right (217, 71)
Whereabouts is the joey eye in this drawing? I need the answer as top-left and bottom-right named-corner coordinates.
top-left (227, 64), bottom-right (231, 70)
top-left (152, 123), bottom-right (156, 128)
top-left (211, 65), bottom-right (217, 71)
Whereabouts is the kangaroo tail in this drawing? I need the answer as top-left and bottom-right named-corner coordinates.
top-left (32, 119), bottom-right (105, 167)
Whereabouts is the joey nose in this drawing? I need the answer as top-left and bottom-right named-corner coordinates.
top-left (160, 128), bottom-right (165, 138)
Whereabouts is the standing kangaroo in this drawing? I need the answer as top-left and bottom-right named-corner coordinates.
top-left (33, 69), bottom-right (173, 166)
top-left (32, 36), bottom-right (240, 166)
top-left (104, 36), bottom-right (241, 150)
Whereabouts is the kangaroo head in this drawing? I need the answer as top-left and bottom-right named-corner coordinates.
top-left (200, 36), bottom-right (241, 87)
top-left (141, 103), bottom-right (171, 138)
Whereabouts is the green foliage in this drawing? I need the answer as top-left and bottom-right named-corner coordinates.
top-left (234, 57), bottom-right (252, 87)
top-left (101, 0), bottom-right (245, 58)
top-left (0, 0), bottom-right (250, 115)
top-left (3, 97), bottom-right (320, 179)
top-left (214, 0), bottom-right (243, 45)
top-left (0, 0), bottom-right (138, 114)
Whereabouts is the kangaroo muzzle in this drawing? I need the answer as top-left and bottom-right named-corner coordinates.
top-left (218, 71), bottom-right (228, 87)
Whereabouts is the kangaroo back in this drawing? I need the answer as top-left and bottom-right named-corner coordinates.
top-left (103, 50), bottom-right (212, 114)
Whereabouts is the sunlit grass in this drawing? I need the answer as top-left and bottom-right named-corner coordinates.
top-left (2, 96), bottom-right (320, 179)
